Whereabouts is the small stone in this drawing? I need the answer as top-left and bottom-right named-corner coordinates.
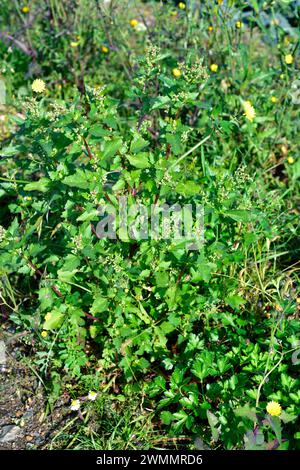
top-left (23, 410), bottom-right (33, 419)
top-left (15, 411), bottom-right (23, 418)
top-left (25, 435), bottom-right (33, 442)
top-left (0, 425), bottom-right (22, 442)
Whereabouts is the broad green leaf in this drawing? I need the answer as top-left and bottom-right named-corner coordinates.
top-left (207, 410), bottom-right (220, 441)
top-left (225, 295), bottom-right (246, 310)
top-left (43, 309), bottom-right (65, 330)
top-left (151, 95), bottom-right (171, 110)
top-left (126, 152), bottom-right (150, 169)
top-left (223, 209), bottom-right (254, 223)
top-left (234, 404), bottom-right (257, 422)
top-left (62, 169), bottom-right (90, 189)
top-left (130, 135), bottom-right (149, 154)
top-left (24, 178), bottom-right (50, 193)
top-left (103, 138), bottom-right (123, 159)
top-left (90, 297), bottom-right (108, 315)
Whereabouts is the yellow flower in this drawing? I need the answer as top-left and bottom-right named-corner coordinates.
top-left (130, 19), bottom-right (139, 28)
top-left (296, 297), bottom-right (300, 304)
top-left (236, 21), bottom-right (242, 29)
top-left (31, 79), bottom-right (46, 93)
top-left (101, 45), bottom-right (109, 54)
top-left (178, 2), bottom-right (186, 9)
top-left (172, 68), bottom-right (181, 78)
top-left (70, 41), bottom-right (79, 48)
top-left (270, 96), bottom-right (278, 103)
top-left (41, 331), bottom-right (48, 338)
top-left (217, 0), bottom-right (224, 4)
top-left (287, 156), bottom-right (295, 164)
top-left (285, 54), bottom-right (293, 65)
top-left (22, 6), bottom-right (30, 13)
top-left (242, 100), bottom-right (256, 122)
top-left (208, 26), bottom-right (214, 32)
top-left (266, 401), bottom-right (282, 417)
top-left (210, 63), bottom-right (218, 72)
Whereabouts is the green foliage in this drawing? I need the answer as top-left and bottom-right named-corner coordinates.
top-left (0, 0), bottom-right (299, 450)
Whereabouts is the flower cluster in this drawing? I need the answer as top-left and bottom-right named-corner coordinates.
top-left (70, 391), bottom-right (98, 411)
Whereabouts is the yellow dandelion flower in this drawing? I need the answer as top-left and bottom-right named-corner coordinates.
top-left (178, 2), bottom-right (186, 9)
top-left (270, 96), bottom-right (278, 103)
top-left (41, 331), bottom-right (48, 338)
top-left (22, 6), bottom-right (30, 13)
top-left (236, 21), bottom-right (242, 29)
top-left (242, 100), bottom-right (256, 122)
top-left (31, 79), bottom-right (46, 93)
top-left (210, 63), bottom-right (218, 72)
top-left (130, 19), bottom-right (139, 28)
top-left (285, 54), bottom-right (293, 65)
top-left (172, 68), bottom-right (181, 78)
top-left (70, 41), bottom-right (79, 48)
top-left (266, 401), bottom-right (282, 417)
top-left (101, 45), bottom-right (109, 54)
top-left (208, 26), bottom-right (214, 32)
top-left (287, 156), bottom-right (295, 164)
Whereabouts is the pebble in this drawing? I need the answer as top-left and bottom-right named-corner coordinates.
top-left (0, 425), bottom-right (22, 443)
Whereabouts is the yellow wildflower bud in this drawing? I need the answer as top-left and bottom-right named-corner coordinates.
top-left (210, 63), bottom-right (218, 72)
top-left (172, 68), bottom-right (181, 78)
top-left (285, 54), bottom-right (293, 65)
top-left (130, 19), bottom-right (139, 28)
